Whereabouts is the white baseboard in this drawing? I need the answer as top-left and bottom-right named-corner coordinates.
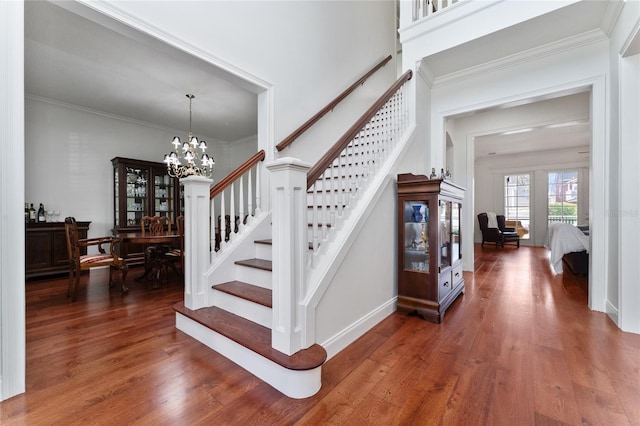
top-left (605, 300), bottom-right (619, 326)
top-left (321, 298), bottom-right (397, 360)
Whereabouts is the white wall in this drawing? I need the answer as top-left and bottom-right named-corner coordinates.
top-left (316, 180), bottom-right (397, 352)
top-left (25, 97), bottom-right (247, 241)
top-left (610, 0), bottom-right (640, 333)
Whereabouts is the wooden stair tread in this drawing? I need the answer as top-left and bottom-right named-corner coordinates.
top-left (213, 281), bottom-right (272, 308)
top-left (174, 302), bottom-right (326, 371)
top-left (235, 258), bottom-right (272, 271)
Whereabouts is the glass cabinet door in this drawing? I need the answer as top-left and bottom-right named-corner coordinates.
top-left (452, 202), bottom-right (461, 262)
top-left (153, 169), bottom-right (174, 223)
top-left (439, 200), bottom-right (451, 269)
top-left (126, 167), bottom-right (148, 227)
top-left (403, 200), bottom-right (430, 273)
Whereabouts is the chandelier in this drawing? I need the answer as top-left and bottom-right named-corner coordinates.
top-left (164, 94), bottom-right (215, 178)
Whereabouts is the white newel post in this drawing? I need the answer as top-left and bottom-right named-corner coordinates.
top-left (267, 157), bottom-right (310, 355)
top-left (181, 176), bottom-right (213, 310)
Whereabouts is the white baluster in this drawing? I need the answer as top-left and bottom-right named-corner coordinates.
top-left (312, 182), bottom-right (319, 254)
top-left (210, 197), bottom-right (216, 262)
top-left (255, 163), bottom-right (262, 215)
top-left (239, 175), bottom-right (245, 233)
top-left (229, 182), bottom-right (236, 242)
top-left (247, 168), bottom-right (254, 221)
top-left (322, 171), bottom-right (328, 241)
top-left (330, 162), bottom-right (336, 227)
top-left (219, 191), bottom-right (227, 252)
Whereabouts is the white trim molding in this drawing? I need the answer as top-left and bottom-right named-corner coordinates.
top-left (0, 0), bottom-right (26, 401)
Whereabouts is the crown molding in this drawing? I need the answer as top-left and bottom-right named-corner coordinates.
top-left (417, 61), bottom-right (435, 88)
top-left (620, 18), bottom-right (640, 57)
top-left (434, 29), bottom-right (608, 87)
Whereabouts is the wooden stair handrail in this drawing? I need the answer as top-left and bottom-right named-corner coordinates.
top-left (275, 55), bottom-right (393, 152)
top-left (210, 150), bottom-right (266, 199)
top-left (307, 69), bottom-right (413, 188)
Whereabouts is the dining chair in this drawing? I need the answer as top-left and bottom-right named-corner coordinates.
top-left (140, 215), bottom-right (172, 285)
top-left (64, 217), bottom-right (128, 301)
top-left (165, 215), bottom-right (184, 279)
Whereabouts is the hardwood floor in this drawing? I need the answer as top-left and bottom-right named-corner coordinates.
top-left (2, 245), bottom-right (639, 425)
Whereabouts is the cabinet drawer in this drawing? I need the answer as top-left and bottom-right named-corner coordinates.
top-left (439, 271), bottom-right (453, 300)
top-left (452, 263), bottom-right (463, 286)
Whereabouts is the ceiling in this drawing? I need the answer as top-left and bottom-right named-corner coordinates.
top-left (24, 1), bottom-right (258, 143)
top-left (24, 1), bottom-right (618, 153)
top-left (422, 1), bottom-right (617, 78)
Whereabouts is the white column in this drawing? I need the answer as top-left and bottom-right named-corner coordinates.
top-left (0, 0), bottom-right (26, 401)
top-left (181, 176), bottom-right (213, 310)
top-left (266, 157), bottom-right (310, 355)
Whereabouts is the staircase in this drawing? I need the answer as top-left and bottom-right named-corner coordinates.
top-left (174, 69), bottom-right (414, 399)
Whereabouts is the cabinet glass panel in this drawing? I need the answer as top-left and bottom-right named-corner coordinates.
top-left (125, 166), bottom-right (148, 227)
top-left (154, 172), bottom-right (174, 221)
top-left (403, 200), bottom-right (429, 273)
top-left (452, 202), bottom-right (461, 261)
top-left (114, 168), bottom-right (120, 227)
top-left (439, 201), bottom-right (451, 269)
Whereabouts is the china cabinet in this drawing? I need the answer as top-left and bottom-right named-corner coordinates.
top-left (112, 157), bottom-right (183, 263)
top-left (112, 157), bottom-right (182, 232)
top-left (396, 173), bottom-right (465, 323)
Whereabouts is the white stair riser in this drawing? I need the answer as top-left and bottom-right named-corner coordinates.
top-left (176, 313), bottom-right (322, 399)
top-left (235, 265), bottom-right (272, 290)
top-left (212, 289), bottom-right (272, 329)
top-left (255, 243), bottom-right (272, 261)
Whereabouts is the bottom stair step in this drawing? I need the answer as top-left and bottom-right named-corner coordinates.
top-left (174, 302), bottom-right (326, 371)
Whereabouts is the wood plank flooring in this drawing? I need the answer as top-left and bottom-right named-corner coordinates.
top-left (1, 245), bottom-right (639, 425)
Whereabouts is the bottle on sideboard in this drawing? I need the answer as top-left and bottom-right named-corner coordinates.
top-left (28, 203), bottom-right (36, 223)
top-left (24, 203), bottom-right (29, 223)
top-left (429, 168), bottom-right (437, 179)
top-left (37, 203), bottom-right (45, 222)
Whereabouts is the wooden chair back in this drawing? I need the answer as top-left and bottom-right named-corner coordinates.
top-left (141, 216), bottom-right (171, 236)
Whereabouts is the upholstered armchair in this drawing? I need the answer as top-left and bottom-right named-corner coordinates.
top-left (477, 212), bottom-right (520, 248)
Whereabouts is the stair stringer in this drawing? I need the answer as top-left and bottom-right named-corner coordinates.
top-left (300, 123), bottom-right (417, 357)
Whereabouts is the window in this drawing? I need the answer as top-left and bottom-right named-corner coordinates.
top-left (504, 174), bottom-right (530, 239)
top-left (548, 170), bottom-right (578, 225)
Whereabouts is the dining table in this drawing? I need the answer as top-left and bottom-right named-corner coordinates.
top-left (118, 231), bottom-right (181, 288)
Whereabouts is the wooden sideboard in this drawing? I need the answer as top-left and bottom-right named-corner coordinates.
top-left (25, 221), bottom-right (90, 279)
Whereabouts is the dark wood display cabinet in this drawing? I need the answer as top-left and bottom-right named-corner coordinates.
top-left (397, 173), bottom-right (465, 323)
top-left (112, 157), bottom-right (183, 263)
top-left (26, 221), bottom-right (90, 279)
